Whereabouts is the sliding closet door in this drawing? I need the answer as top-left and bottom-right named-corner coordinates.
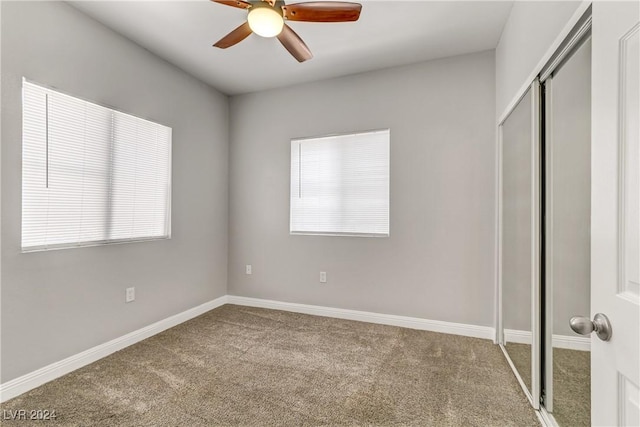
top-left (543, 37), bottom-right (592, 427)
top-left (500, 81), bottom-right (541, 408)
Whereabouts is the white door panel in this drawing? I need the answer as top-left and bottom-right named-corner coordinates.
top-left (592, 2), bottom-right (640, 425)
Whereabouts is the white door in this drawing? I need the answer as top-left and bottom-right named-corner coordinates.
top-left (591, 1), bottom-right (640, 425)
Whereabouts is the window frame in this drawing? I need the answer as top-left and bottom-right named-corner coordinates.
top-left (21, 78), bottom-right (173, 252)
top-left (289, 128), bottom-right (391, 238)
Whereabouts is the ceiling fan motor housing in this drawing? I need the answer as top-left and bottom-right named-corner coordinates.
top-left (250, 0), bottom-right (286, 16)
top-left (212, 0), bottom-right (362, 62)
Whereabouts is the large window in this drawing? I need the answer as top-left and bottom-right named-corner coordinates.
top-left (22, 80), bottom-right (172, 251)
top-left (290, 129), bottom-right (390, 236)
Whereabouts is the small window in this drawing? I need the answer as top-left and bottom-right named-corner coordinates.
top-left (21, 80), bottom-right (172, 251)
top-left (290, 129), bottom-right (390, 237)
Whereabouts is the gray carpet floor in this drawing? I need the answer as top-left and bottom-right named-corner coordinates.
top-left (503, 342), bottom-right (590, 427)
top-left (552, 347), bottom-right (590, 427)
top-left (503, 342), bottom-right (532, 392)
top-left (1, 305), bottom-right (540, 426)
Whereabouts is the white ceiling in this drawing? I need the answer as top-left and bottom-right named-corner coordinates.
top-left (69, 1), bottom-right (513, 95)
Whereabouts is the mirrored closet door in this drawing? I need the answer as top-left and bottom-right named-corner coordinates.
top-left (499, 82), bottom-right (541, 408)
top-left (542, 34), bottom-right (592, 427)
top-left (499, 8), bottom-right (593, 427)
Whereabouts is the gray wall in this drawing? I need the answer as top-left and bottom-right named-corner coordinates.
top-left (1, 2), bottom-right (229, 382)
top-left (228, 51), bottom-right (497, 326)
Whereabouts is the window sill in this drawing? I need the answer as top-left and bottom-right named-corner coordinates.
top-left (21, 236), bottom-right (171, 253)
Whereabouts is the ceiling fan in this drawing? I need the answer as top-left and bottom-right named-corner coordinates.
top-left (211, 0), bottom-right (362, 62)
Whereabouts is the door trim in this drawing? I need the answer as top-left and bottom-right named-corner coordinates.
top-left (543, 75), bottom-right (555, 413)
top-left (540, 10), bottom-right (593, 82)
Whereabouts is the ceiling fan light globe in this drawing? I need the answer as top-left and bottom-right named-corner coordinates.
top-left (247, 7), bottom-right (284, 38)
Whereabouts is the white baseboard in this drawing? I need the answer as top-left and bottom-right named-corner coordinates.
top-left (504, 328), bottom-right (590, 351)
top-left (0, 296), bottom-right (228, 403)
top-left (552, 334), bottom-right (590, 351)
top-left (504, 328), bottom-right (533, 345)
top-left (1, 295), bottom-right (498, 403)
top-left (227, 295), bottom-right (495, 340)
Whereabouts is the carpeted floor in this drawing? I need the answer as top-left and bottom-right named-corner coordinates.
top-left (552, 347), bottom-right (590, 427)
top-left (504, 342), bottom-right (532, 392)
top-left (503, 342), bottom-right (590, 427)
top-left (1, 305), bottom-right (540, 426)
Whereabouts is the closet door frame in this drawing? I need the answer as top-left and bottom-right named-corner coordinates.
top-left (496, 5), bottom-right (593, 418)
top-left (543, 75), bottom-right (554, 414)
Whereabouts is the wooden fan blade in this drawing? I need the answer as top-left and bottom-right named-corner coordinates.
top-left (213, 22), bottom-right (252, 49)
top-left (261, 0), bottom-right (276, 6)
top-left (277, 24), bottom-right (313, 62)
top-left (282, 2), bottom-right (362, 22)
top-left (211, 0), bottom-right (252, 10)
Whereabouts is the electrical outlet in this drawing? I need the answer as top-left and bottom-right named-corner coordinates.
top-left (246, 264), bottom-right (252, 275)
top-left (319, 271), bottom-right (327, 283)
top-left (125, 287), bottom-right (135, 303)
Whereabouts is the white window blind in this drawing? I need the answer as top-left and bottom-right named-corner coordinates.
top-left (290, 129), bottom-right (390, 236)
top-left (22, 80), bottom-right (171, 251)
